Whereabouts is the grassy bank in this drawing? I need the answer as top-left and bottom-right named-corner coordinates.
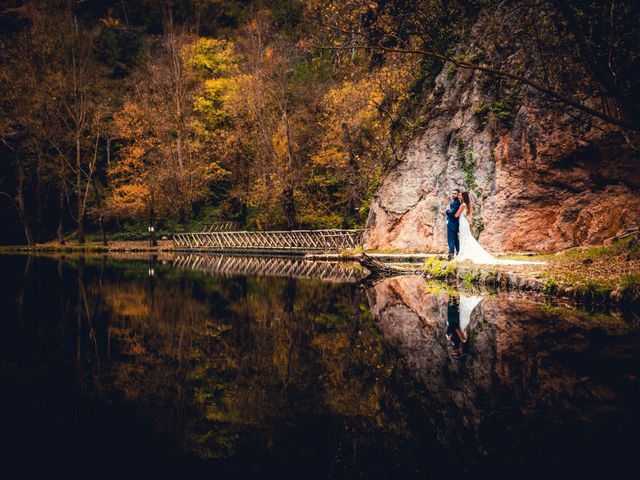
top-left (420, 235), bottom-right (640, 308)
top-left (3, 235), bottom-right (639, 308)
top-left (0, 239), bottom-right (175, 254)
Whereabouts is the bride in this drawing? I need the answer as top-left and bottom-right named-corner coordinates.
top-left (453, 191), bottom-right (545, 265)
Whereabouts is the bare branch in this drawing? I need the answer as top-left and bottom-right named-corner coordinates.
top-left (320, 43), bottom-right (640, 131)
top-left (0, 191), bottom-right (16, 206)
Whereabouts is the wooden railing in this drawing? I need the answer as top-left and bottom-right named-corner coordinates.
top-left (173, 229), bottom-right (364, 253)
top-left (201, 221), bottom-right (239, 232)
top-left (173, 254), bottom-right (365, 282)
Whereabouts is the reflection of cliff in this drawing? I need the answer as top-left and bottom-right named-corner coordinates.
top-left (366, 277), bottom-right (494, 458)
top-left (366, 276), bottom-right (640, 466)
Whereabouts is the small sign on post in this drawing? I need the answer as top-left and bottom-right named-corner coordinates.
top-left (148, 226), bottom-right (155, 247)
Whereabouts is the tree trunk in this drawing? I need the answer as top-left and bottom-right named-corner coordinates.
top-left (35, 145), bottom-right (44, 243)
top-left (343, 124), bottom-right (361, 223)
top-left (99, 215), bottom-right (107, 246)
top-left (180, 207), bottom-right (190, 233)
top-left (283, 187), bottom-right (296, 230)
top-left (16, 161), bottom-right (35, 246)
top-left (282, 106), bottom-right (297, 230)
top-left (357, 254), bottom-right (418, 280)
top-left (57, 172), bottom-right (66, 245)
top-left (106, 137), bottom-right (111, 167)
top-left (92, 179), bottom-right (107, 246)
top-left (76, 132), bottom-right (85, 244)
top-left (149, 191), bottom-right (157, 247)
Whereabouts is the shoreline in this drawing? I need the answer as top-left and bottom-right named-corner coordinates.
top-left (2, 238), bottom-right (638, 309)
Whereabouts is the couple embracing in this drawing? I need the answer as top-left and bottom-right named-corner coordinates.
top-left (444, 188), bottom-right (543, 265)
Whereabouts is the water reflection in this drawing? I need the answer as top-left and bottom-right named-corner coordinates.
top-left (1, 256), bottom-right (639, 478)
top-left (366, 276), bottom-right (640, 476)
top-left (445, 295), bottom-right (477, 356)
top-left (173, 253), bottom-right (365, 282)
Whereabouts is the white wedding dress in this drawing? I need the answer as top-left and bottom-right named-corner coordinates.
top-left (455, 214), bottom-right (545, 265)
top-left (459, 295), bottom-right (483, 331)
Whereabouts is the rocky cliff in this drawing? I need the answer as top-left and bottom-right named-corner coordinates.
top-left (364, 2), bottom-right (640, 253)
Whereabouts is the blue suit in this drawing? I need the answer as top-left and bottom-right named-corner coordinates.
top-left (446, 198), bottom-right (461, 255)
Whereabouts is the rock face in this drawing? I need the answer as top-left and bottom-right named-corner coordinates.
top-left (364, 3), bottom-right (640, 253)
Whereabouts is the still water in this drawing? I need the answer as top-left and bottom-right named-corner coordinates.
top-left (1, 254), bottom-right (639, 479)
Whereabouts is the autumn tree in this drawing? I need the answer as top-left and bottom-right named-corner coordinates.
top-left (309, 0), bottom-right (640, 132)
top-left (108, 12), bottom-right (228, 234)
top-left (0, 1), bottom-right (109, 244)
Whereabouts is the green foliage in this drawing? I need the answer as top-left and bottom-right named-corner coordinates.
top-left (298, 213), bottom-right (344, 229)
top-left (490, 99), bottom-right (515, 126)
top-left (423, 258), bottom-right (456, 279)
top-left (472, 103), bottom-right (490, 126)
top-left (95, 16), bottom-right (143, 77)
top-left (462, 271), bottom-right (476, 283)
top-left (576, 281), bottom-right (612, 304)
top-left (455, 138), bottom-right (476, 190)
top-left (396, 57), bottom-right (443, 123)
top-left (472, 216), bottom-right (485, 238)
top-left (473, 100), bottom-right (515, 127)
top-left (289, 51), bottom-right (333, 84)
top-left (470, 49), bottom-right (488, 64)
top-left (543, 276), bottom-right (559, 294)
top-left (358, 168), bottom-right (383, 222)
top-left (620, 275), bottom-right (640, 305)
top-left (314, 312), bottom-right (346, 329)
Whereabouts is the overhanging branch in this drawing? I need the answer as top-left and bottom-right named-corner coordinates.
top-left (321, 44), bottom-right (640, 132)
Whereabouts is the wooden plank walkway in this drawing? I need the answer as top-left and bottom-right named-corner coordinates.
top-left (173, 254), bottom-right (365, 282)
top-left (173, 229), bottom-right (365, 253)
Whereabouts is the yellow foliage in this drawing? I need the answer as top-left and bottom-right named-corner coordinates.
top-left (271, 125), bottom-right (288, 162)
top-left (314, 58), bottom-right (418, 173)
top-left (202, 161), bottom-right (231, 182)
top-left (113, 102), bottom-right (147, 139)
top-left (263, 47), bottom-right (273, 63)
top-left (103, 285), bottom-right (150, 319)
top-left (106, 183), bottom-right (149, 217)
top-left (310, 147), bottom-right (349, 167)
top-left (184, 37), bottom-right (237, 78)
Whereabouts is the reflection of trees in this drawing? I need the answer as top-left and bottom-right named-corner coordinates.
top-left (74, 260), bottom-right (427, 466)
top-left (7, 257), bottom-right (639, 476)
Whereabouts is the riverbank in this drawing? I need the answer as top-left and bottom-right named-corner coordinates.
top-left (358, 235), bottom-right (640, 308)
top-left (0, 240), bottom-right (175, 254)
top-left (2, 236), bottom-right (638, 308)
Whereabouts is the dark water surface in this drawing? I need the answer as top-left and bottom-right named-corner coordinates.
top-left (1, 254), bottom-right (639, 479)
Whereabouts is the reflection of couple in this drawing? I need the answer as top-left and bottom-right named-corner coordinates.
top-left (446, 295), bottom-right (482, 357)
top-left (445, 188), bottom-right (544, 265)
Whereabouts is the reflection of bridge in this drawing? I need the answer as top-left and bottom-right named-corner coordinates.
top-left (173, 229), bottom-right (364, 253)
top-left (173, 254), bottom-right (365, 282)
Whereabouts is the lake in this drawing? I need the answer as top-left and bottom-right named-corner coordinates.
top-left (1, 254), bottom-right (638, 479)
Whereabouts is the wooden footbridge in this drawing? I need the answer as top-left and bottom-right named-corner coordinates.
top-left (173, 254), bottom-right (365, 282)
top-left (173, 228), bottom-right (365, 254)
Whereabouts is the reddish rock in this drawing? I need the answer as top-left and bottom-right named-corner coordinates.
top-left (364, 4), bottom-right (640, 254)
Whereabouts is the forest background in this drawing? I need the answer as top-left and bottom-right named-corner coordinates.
top-left (1, 0), bottom-right (638, 245)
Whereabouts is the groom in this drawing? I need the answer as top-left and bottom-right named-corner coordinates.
top-left (445, 188), bottom-right (461, 261)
